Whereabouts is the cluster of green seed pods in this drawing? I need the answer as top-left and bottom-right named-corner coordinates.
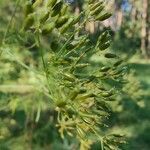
top-left (97, 31), bottom-right (111, 51)
top-left (89, 1), bottom-right (112, 21)
top-left (102, 134), bottom-right (126, 149)
top-left (90, 2), bottom-right (104, 16)
top-left (113, 67), bottom-right (127, 79)
top-left (22, 0), bottom-right (89, 35)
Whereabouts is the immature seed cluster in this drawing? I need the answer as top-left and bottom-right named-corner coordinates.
top-left (21, 0), bottom-right (126, 149)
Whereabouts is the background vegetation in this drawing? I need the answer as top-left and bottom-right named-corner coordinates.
top-left (0, 0), bottom-right (149, 150)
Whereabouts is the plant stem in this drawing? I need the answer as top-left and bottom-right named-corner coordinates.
top-left (2, 0), bottom-right (21, 45)
top-left (36, 33), bottom-right (53, 96)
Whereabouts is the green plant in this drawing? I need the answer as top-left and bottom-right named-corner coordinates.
top-left (0, 0), bottom-right (128, 149)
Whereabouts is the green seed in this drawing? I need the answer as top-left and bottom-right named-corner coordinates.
top-left (100, 73), bottom-right (107, 78)
top-left (63, 73), bottom-right (76, 82)
top-left (106, 97), bottom-right (116, 101)
top-left (97, 101), bottom-right (111, 111)
top-left (87, 75), bottom-right (95, 82)
top-left (51, 41), bottom-right (59, 51)
top-left (99, 42), bottom-right (110, 50)
top-left (70, 90), bottom-right (79, 100)
top-left (61, 4), bottom-right (68, 15)
top-left (113, 69), bottom-right (124, 75)
top-left (96, 12), bottom-right (112, 21)
top-left (33, 0), bottom-right (43, 8)
top-left (113, 60), bottom-right (123, 67)
top-left (75, 63), bottom-right (90, 68)
top-left (60, 18), bottom-right (74, 34)
top-left (99, 31), bottom-right (111, 43)
top-left (56, 101), bottom-right (66, 107)
top-left (111, 134), bottom-right (124, 138)
top-left (79, 88), bottom-right (87, 94)
top-left (25, 1), bottom-right (33, 17)
top-left (55, 16), bottom-right (69, 28)
top-left (74, 36), bottom-right (87, 49)
top-left (63, 57), bottom-right (74, 62)
top-left (90, 1), bottom-right (102, 9)
top-left (39, 11), bottom-right (50, 24)
top-left (90, 5), bottom-right (104, 16)
top-left (77, 93), bottom-right (95, 100)
top-left (73, 12), bottom-right (84, 24)
top-left (47, 0), bottom-right (57, 7)
top-left (51, 1), bottom-right (63, 17)
top-left (98, 86), bottom-right (106, 91)
top-left (101, 92), bottom-right (113, 97)
top-left (105, 53), bottom-right (117, 58)
top-left (42, 22), bottom-right (55, 35)
top-left (23, 13), bottom-right (35, 30)
top-left (100, 66), bottom-right (110, 72)
top-left (66, 43), bottom-right (75, 50)
top-left (89, 0), bottom-right (96, 4)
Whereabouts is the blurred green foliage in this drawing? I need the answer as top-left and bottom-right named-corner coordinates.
top-left (108, 0), bottom-right (150, 149)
